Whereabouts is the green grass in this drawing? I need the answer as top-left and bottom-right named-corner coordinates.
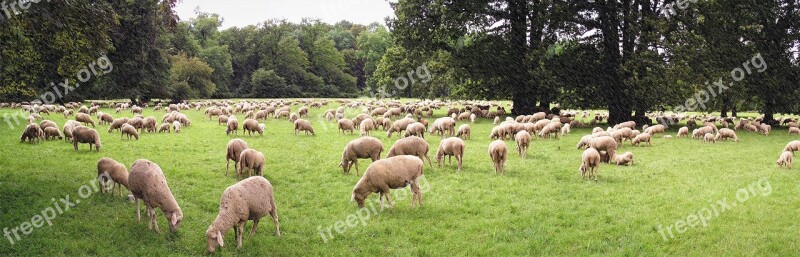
top-left (0, 103), bottom-right (798, 256)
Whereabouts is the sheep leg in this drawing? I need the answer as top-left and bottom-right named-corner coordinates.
top-left (249, 219), bottom-right (260, 239)
top-left (457, 154), bottom-right (462, 172)
top-left (233, 225), bottom-right (239, 247)
top-left (237, 222), bottom-right (245, 248)
top-left (226, 160), bottom-right (230, 176)
top-left (384, 191), bottom-right (394, 209)
top-left (423, 155), bottom-right (433, 169)
top-left (379, 192), bottom-right (385, 211)
top-left (271, 210), bottom-right (281, 237)
top-left (135, 198), bottom-right (141, 221)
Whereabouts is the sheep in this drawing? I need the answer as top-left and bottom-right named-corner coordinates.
top-left (580, 148), bottom-right (601, 181)
top-left (205, 176), bottom-right (280, 253)
top-left (436, 137), bottom-right (465, 171)
top-left (20, 123), bottom-right (44, 143)
top-left (589, 136), bottom-right (618, 160)
top-left (387, 118), bottom-right (416, 138)
top-left (576, 135), bottom-right (594, 149)
top-left (777, 151), bottom-right (793, 169)
top-left (351, 155), bottom-right (424, 210)
top-left (783, 140), bottom-right (800, 154)
top-left (121, 124), bottom-right (139, 140)
top-left (760, 124), bottom-right (772, 136)
top-left (561, 123), bottom-right (571, 136)
top-left (631, 132), bottom-right (652, 146)
top-left (225, 140), bottom-right (250, 178)
top-left (238, 149), bottom-right (266, 178)
top-left (72, 126), bottom-right (101, 151)
top-left (644, 124), bottom-right (665, 135)
top-left (143, 117), bottom-right (157, 133)
top-left (703, 133), bottom-right (715, 143)
top-left (172, 121), bottom-right (182, 133)
top-left (456, 124), bottom-right (471, 140)
top-left (298, 106), bottom-right (309, 117)
top-left (108, 118), bottom-right (129, 133)
top-left (790, 127), bottom-right (800, 135)
top-left (663, 135), bottom-right (673, 139)
top-left (98, 113), bottom-right (114, 125)
top-left (489, 140), bottom-right (507, 175)
top-left (242, 119), bottom-right (263, 136)
top-left (469, 113), bottom-right (476, 123)
top-left (43, 127), bottom-right (63, 140)
top-left (360, 118), bottom-right (375, 136)
top-left (515, 130), bottom-right (531, 158)
top-left (386, 136), bottom-right (433, 168)
top-left (294, 119), bottom-right (315, 136)
top-left (158, 123), bottom-right (170, 133)
top-left (97, 157), bottom-right (129, 196)
top-left (226, 116), bottom-right (239, 135)
top-left (128, 159), bottom-right (183, 233)
top-left (714, 128), bottom-right (739, 142)
top-left (489, 125), bottom-right (508, 140)
top-left (40, 120), bottom-right (57, 130)
top-left (403, 122), bottom-right (426, 138)
top-left (493, 116), bottom-right (500, 125)
top-left (338, 119), bottom-right (355, 134)
top-left (128, 117), bottom-right (144, 132)
top-left (677, 127), bottom-right (689, 137)
top-left (614, 152), bottom-right (634, 166)
top-left (340, 137), bottom-right (383, 176)
top-left (75, 113), bottom-right (96, 127)
top-left (289, 113), bottom-right (299, 123)
top-left (63, 121), bottom-right (80, 142)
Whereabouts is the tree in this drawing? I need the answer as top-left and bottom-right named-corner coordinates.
top-left (169, 54), bottom-right (216, 100)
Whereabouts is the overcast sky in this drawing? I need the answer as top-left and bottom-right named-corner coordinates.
top-left (175, 0), bottom-right (395, 29)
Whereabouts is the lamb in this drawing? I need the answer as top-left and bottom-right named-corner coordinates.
top-left (242, 119), bottom-right (263, 136)
top-left (108, 118), bottom-right (130, 133)
top-left (783, 140), bottom-right (800, 153)
top-left (703, 133), bottom-right (715, 143)
top-left (677, 127), bottom-right (689, 137)
top-left (159, 123), bottom-right (171, 133)
top-left (20, 123), bottom-right (45, 143)
top-left (226, 116), bottom-right (239, 135)
top-left (456, 124), bottom-right (471, 140)
top-left (589, 136), bottom-right (618, 160)
top-left (789, 127), bottom-right (800, 135)
top-left (436, 137), bottom-right (465, 171)
top-left (614, 152), bottom-right (634, 166)
top-left (97, 157), bottom-right (129, 196)
top-left (489, 140), bottom-right (507, 175)
top-left (43, 127), bottom-right (63, 140)
top-left (359, 118), bottom-right (375, 136)
top-left (75, 113), bottom-right (96, 127)
top-left (121, 124), bottom-right (139, 140)
top-left (386, 136), bottom-right (433, 168)
top-left (515, 130), bottom-right (531, 158)
top-left (714, 128), bottom-right (739, 142)
top-left (128, 159), bottom-right (183, 233)
top-left (579, 148), bottom-right (601, 181)
top-left (631, 133), bottom-right (652, 146)
top-left (238, 149), bottom-right (266, 178)
top-left (340, 137), bottom-right (383, 176)
top-left (205, 176), bottom-right (280, 253)
top-left (403, 122), bottom-right (426, 138)
top-left (172, 121), bottom-right (182, 133)
top-left (777, 151), bottom-right (793, 169)
top-left (294, 119), bottom-right (315, 136)
top-left (338, 119), bottom-right (355, 134)
top-left (72, 126), bottom-right (101, 151)
top-left (351, 155), bottom-right (424, 210)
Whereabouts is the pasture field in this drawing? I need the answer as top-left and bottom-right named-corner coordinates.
top-left (0, 102), bottom-right (798, 256)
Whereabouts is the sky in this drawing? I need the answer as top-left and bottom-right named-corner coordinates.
top-left (175, 0), bottom-right (396, 29)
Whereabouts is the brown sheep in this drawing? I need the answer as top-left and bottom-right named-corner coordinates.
top-left (783, 141), bottom-right (800, 154)
top-left (489, 140), bottom-right (507, 175)
top-left (386, 136), bottom-right (433, 168)
top-left (128, 117), bottom-right (144, 132)
top-left (789, 127), bottom-right (800, 135)
top-left (515, 130), bottom-right (531, 158)
top-left (703, 133), bottom-right (715, 143)
top-left (128, 159), bottom-right (183, 233)
top-left (226, 139), bottom-right (249, 176)
top-left (589, 136), bottom-right (618, 159)
top-left (226, 116), bottom-right (239, 135)
top-left (72, 126), bottom-right (101, 151)
top-left (98, 113), bottom-right (114, 125)
top-left (121, 124), bottom-right (139, 140)
top-left (242, 119), bottom-right (263, 136)
top-left (238, 149), bottom-right (266, 178)
top-left (580, 148), bottom-right (601, 181)
top-left (777, 151), bottom-right (793, 169)
top-left (97, 157), bottom-right (129, 196)
top-left (158, 123), bottom-right (171, 133)
top-left (205, 176), bottom-right (280, 253)
top-left (75, 113), bottom-right (96, 128)
top-left (387, 118), bottom-right (416, 138)
top-left (631, 133), bottom-right (652, 146)
top-left (456, 124), bottom-right (471, 140)
top-left (20, 123), bottom-right (45, 143)
top-left (338, 119), bottom-right (355, 134)
top-left (340, 137), bottom-right (383, 176)
top-left (108, 117), bottom-right (130, 133)
top-left (403, 122), bottom-right (426, 138)
top-left (360, 118), bottom-right (375, 136)
top-left (293, 119), bottom-right (315, 136)
top-left (677, 127), bottom-right (689, 137)
top-left (436, 137), bottom-right (465, 171)
top-left (44, 127), bottom-right (63, 140)
top-left (614, 152), bottom-right (634, 166)
top-left (714, 128), bottom-right (739, 142)
top-left (351, 155), bottom-right (424, 210)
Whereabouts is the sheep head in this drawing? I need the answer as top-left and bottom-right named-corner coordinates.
top-left (206, 227), bottom-right (224, 253)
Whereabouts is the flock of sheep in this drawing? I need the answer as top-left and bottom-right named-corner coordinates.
top-left (7, 99), bottom-right (800, 252)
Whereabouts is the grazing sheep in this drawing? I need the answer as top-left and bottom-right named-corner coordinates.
top-left (128, 117), bottom-right (144, 132)
top-left (226, 140), bottom-right (250, 177)
top-left (158, 123), bottom-right (170, 133)
top-left (631, 132), bottom-right (652, 146)
top-left (677, 127), bottom-right (689, 137)
top-left (20, 123), bottom-right (44, 143)
top-left (108, 118), bottom-right (130, 133)
top-left (387, 118), bottom-right (416, 138)
top-left (703, 133), bottom-right (715, 143)
top-left (456, 124), bottom-right (471, 140)
top-left (515, 130), bottom-right (531, 158)
top-left (172, 121), bottom-right (182, 133)
top-left (351, 155), bottom-right (424, 210)
top-left (75, 113), bottom-right (96, 127)
top-left (783, 141), bottom-right (800, 153)
top-left (386, 136), bottom-right (433, 168)
top-left (98, 113), bottom-right (114, 125)
top-left (714, 128), bottom-right (739, 142)
top-left (576, 135), bottom-right (594, 149)
top-left (143, 117), bottom-right (157, 133)
top-left (128, 159), bottom-right (183, 233)
top-left (777, 151), bottom-right (793, 169)
top-left (226, 116), bottom-right (239, 135)
top-left (294, 119), bottom-right (315, 136)
top-left (760, 124), bottom-right (771, 136)
top-left (580, 148), bottom-right (601, 181)
top-left (493, 116), bottom-right (500, 125)
top-left (340, 137), bottom-right (384, 176)
top-left (43, 127), bottom-right (63, 140)
top-left (436, 137), bottom-right (465, 171)
top-left (561, 123), bottom-right (571, 136)
top-left (469, 113), bottom-right (476, 123)
top-left (121, 124), bottom-right (139, 140)
top-left (614, 152), bottom-right (634, 166)
top-left (40, 120), bottom-right (57, 130)
top-left (403, 122), bottom-right (426, 138)
top-left (589, 136), bottom-right (618, 160)
top-left (789, 127), bottom-right (800, 135)
top-left (242, 119), bottom-right (264, 136)
top-left (489, 140), bottom-right (507, 175)
top-left (72, 126), bottom-right (101, 151)
top-left (238, 149), bottom-right (266, 178)
top-left (644, 124), bottom-right (665, 135)
top-left (205, 176), bottom-right (280, 253)
top-left (63, 121), bottom-right (80, 142)
top-left (97, 157), bottom-right (129, 196)
top-left (663, 135), bottom-right (673, 139)
top-left (360, 118), bottom-right (375, 136)
top-left (338, 119), bottom-right (355, 135)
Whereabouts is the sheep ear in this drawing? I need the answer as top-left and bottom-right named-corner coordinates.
top-left (216, 230), bottom-right (224, 247)
top-left (170, 213), bottom-right (178, 225)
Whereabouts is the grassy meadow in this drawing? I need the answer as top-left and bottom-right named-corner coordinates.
top-left (0, 102), bottom-right (798, 256)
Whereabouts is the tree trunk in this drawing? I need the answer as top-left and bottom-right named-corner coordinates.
top-left (508, 0), bottom-right (531, 116)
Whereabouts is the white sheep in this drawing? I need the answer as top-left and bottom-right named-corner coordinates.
top-left (436, 137), bottom-right (465, 171)
top-left (128, 159), bottom-right (183, 233)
